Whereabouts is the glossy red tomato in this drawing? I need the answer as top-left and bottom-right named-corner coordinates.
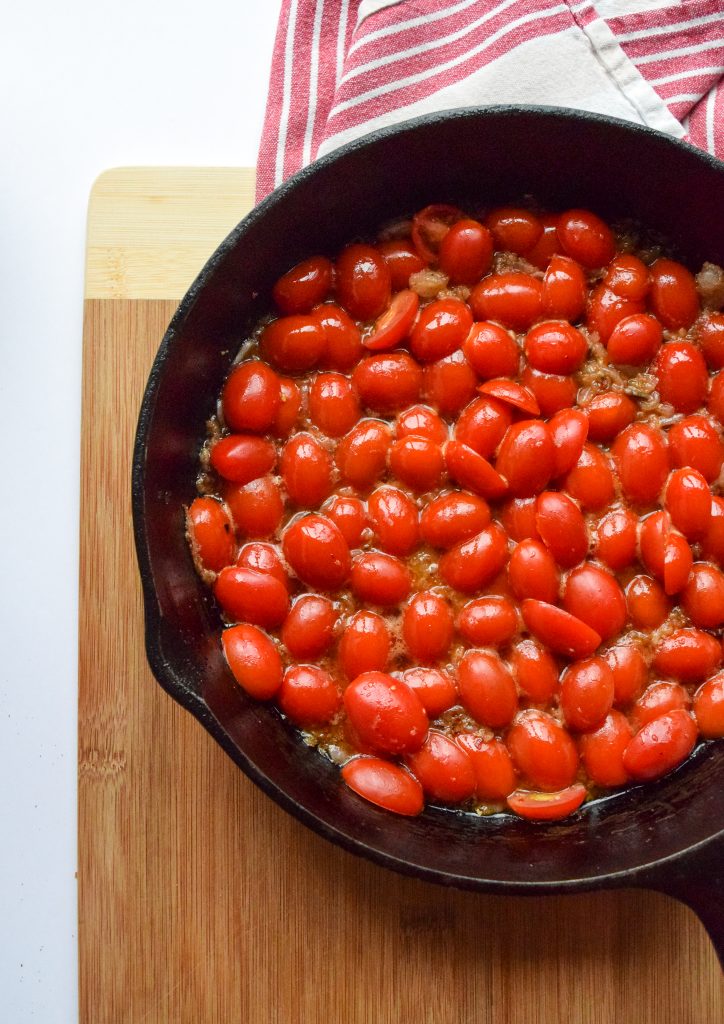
top-left (667, 415), bottom-right (723, 482)
top-left (562, 562), bottom-right (627, 641)
top-left (403, 591), bottom-right (454, 662)
top-left (584, 391), bottom-right (636, 442)
top-left (520, 366), bottom-right (578, 418)
top-left (322, 495), bottom-right (367, 548)
top-left (524, 213), bottom-right (562, 269)
top-left (342, 757), bottom-right (423, 816)
top-left (639, 509), bottom-right (669, 580)
top-left (623, 709), bottom-right (697, 781)
top-left (309, 372), bottom-right (361, 436)
top-left (419, 491), bottom-right (490, 548)
top-left (524, 321), bottom-right (588, 374)
top-left (187, 496), bottom-right (235, 573)
top-left (500, 497), bottom-right (540, 543)
top-left (344, 671), bottom-right (428, 755)
top-left (508, 539), bottom-right (559, 604)
top-left (438, 525), bottom-right (509, 593)
top-left (605, 644), bottom-right (648, 706)
top-left (626, 575), bottom-right (671, 630)
top-left (604, 253), bottom-right (650, 301)
top-left (405, 732), bottom-right (477, 803)
top-left (693, 673), bottom-right (724, 738)
top-left (563, 443), bottom-right (615, 510)
top-left (260, 314), bottom-right (327, 373)
top-left (224, 476), bottom-right (284, 538)
top-left (457, 596), bottom-right (519, 646)
top-left (560, 656), bottom-right (615, 732)
top-left (654, 341), bottom-right (709, 414)
top-left (367, 486), bottom-right (419, 556)
top-left (542, 254), bottom-right (587, 321)
top-left (222, 623), bottom-right (282, 700)
top-left (478, 377), bottom-right (540, 416)
top-left (273, 377), bottom-right (302, 437)
top-left (364, 289), bottom-right (419, 352)
top-left (485, 207), bottom-right (542, 254)
top-left (280, 433), bottom-right (333, 508)
top-left (709, 371), bottom-right (724, 422)
top-left (411, 204), bottom-right (463, 262)
top-left (649, 258), bottom-right (700, 330)
top-left (335, 243), bottom-right (391, 321)
top-left (697, 313), bottom-right (724, 369)
top-left (222, 360), bottom-right (281, 433)
top-left (456, 734), bottom-right (518, 801)
top-left (703, 496), bottom-right (724, 564)
top-left (462, 322), bottom-right (519, 379)
top-left (335, 419), bottom-right (392, 489)
top-left (409, 297), bottom-right (473, 362)
top-left (652, 628), bottom-right (722, 682)
top-left (272, 255), bottom-right (333, 314)
top-left (350, 551), bottom-right (412, 605)
top-left (557, 208), bottom-right (615, 268)
top-left (281, 590), bottom-right (337, 662)
top-left (455, 396), bottom-right (512, 457)
top-left (510, 639), bottom-right (559, 703)
top-left (664, 467), bottom-right (711, 540)
top-left (282, 513), bottom-right (351, 590)
top-left (445, 440), bottom-right (508, 499)
top-left (214, 565), bottom-right (289, 628)
top-left (210, 434), bottom-right (276, 484)
top-left (507, 710), bottom-right (579, 790)
top-left (579, 711), bottom-right (633, 786)
top-left (377, 239), bottom-right (426, 290)
top-left (236, 542), bottom-right (289, 589)
top-left (458, 651), bottom-right (518, 728)
top-left (438, 219), bottom-right (493, 284)
top-left (279, 665), bottom-right (341, 726)
top-left (612, 423), bottom-right (669, 507)
top-left (338, 611), bottom-right (390, 679)
top-left (681, 563), bottom-right (724, 628)
top-left (396, 403), bottom-right (447, 442)
top-left (594, 508), bottom-right (638, 570)
top-left (496, 420), bottom-right (555, 498)
top-left (521, 600), bottom-right (601, 660)
top-left (664, 531), bottom-right (693, 596)
top-left (606, 312), bottom-right (662, 365)
top-left (548, 407), bottom-right (588, 477)
top-left (353, 352), bottom-right (423, 413)
top-left (587, 284), bottom-right (645, 342)
top-left (422, 349), bottom-right (478, 416)
top-left (313, 303), bottom-right (364, 370)
top-left (469, 272), bottom-right (543, 330)
top-left (389, 435), bottom-right (445, 492)
top-left (506, 785), bottom-right (586, 821)
top-left (535, 491), bottom-right (588, 568)
top-left (632, 681), bottom-right (690, 730)
top-left (402, 668), bottom-right (457, 718)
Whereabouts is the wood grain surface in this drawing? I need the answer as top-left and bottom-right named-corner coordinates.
top-left (78, 168), bottom-right (723, 1024)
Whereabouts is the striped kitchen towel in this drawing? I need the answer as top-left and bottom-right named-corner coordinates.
top-left (256, 0), bottom-right (723, 202)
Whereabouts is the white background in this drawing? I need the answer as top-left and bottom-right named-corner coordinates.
top-left (0, 2), bottom-right (281, 1018)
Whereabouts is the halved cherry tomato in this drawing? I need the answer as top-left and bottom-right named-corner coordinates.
top-left (389, 435), bottom-right (445, 492)
top-left (478, 378), bottom-right (540, 416)
top-left (463, 322), bottom-right (519, 380)
top-left (402, 667), bottom-right (457, 718)
top-left (336, 243), bottom-right (391, 321)
top-left (438, 219), bottom-right (493, 284)
top-left (438, 525), bottom-right (509, 593)
top-left (507, 785), bottom-right (586, 821)
top-left (309, 372), bottom-right (361, 436)
top-left (445, 440), bottom-right (508, 499)
top-left (458, 650), bottom-right (518, 728)
top-left (214, 565), bottom-right (289, 627)
top-left (469, 272), bottom-right (543, 330)
top-left (272, 255), bottom-right (333, 314)
top-left (364, 289), bottom-right (419, 351)
top-left (342, 757), bottom-right (424, 816)
top-left (419, 491), bottom-right (491, 548)
top-left (623, 709), bottom-right (697, 781)
top-left (338, 611), bottom-right (390, 679)
top-left (411, 204), bottom-right (464, 262)
top-left (344, 671), bottom-right (428, 755)
top-left (403, 591), bottom-right (454, 662)
top-left (279, 665), bottom-right (341, 726)
top-left (282, 513), bottom-right (351, 590)
top-left (187, 497), bottom-right (235, 573)
top-left (405, 732), bottom-right (477, 803)
top-left (222, 623), bottom-right (282, 699)
top-left (507, 710), bottom-right (579, 789)
top-left (350, 551), bottom-right (412, 605)
top-left (521, 600), bottom-right (602, 660)
top-left (282, 594), bottom-right (337, 660)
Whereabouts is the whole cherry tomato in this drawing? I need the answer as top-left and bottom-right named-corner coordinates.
top-left (353, 352), bottom-right (423, 413)
top-left (282, 513), bottom-right (351, 590)
top-left (508, 539), bottom-right (559, 604)
top-left (344, 671), bottom-right (428, 755)
top-left (703, 496), bottom-right (724, 564)
top-left (222, 623), bottom-right (282, 699)
top-left (606, 313), bottom-right (662, 365)
top-left (458, 651), bottom-right (518, 728)
top-left (282, 594), bottom-right (337, 659)
top-left (210, 434), bottom-right (276, 484)
top-left (402, 667), bottom-right (457, 718)
top-left (557, 208), bottom-right (615, 268)
top-left (422, 349), bottom-right (478, 416)
top-left (579, 711), bottom-right (632, 786)
top-left (605, 644), bottom-right (648, 706)
top-left (409, 297), bottom-right (473, 362)
top-left (521, 600), bottom-right (601, 660)
top-left (456, 734), bottom-right (518, 801)
top-left (649, 258), bottom-right (700, 330)
top-left (308, 372), bottom-right (361, 436)
top-left (709, 371), bottom-right (724, 421)
top-left (279, 665), bottom-right (341, 726)
top-left (280, 433), bottom-right (333, 508)
top-left (696, 313), bottom-right (724, 369)
top-left (652, 628), bottom-right (722, 682)
top-left (560, 656), bottom-right (615, 732)
top-left (510, 639), bottom-right (559, 703)
top-left (664, 467), bottom-right (711, 540)
top-left (584, 391), bottom-right (636, 442)
top-left (350, 551), bottom-right (412, 605)
top-left (594, 508), bottom-right (638, 570)
top-left (681, 563), bottom-right (724, 628)
top-left (214, 565), bottom-right (289, 628)
top-left (587, 284), bottom-right (645, 342)
top-left (438, 525), bottom-right (509, 593)
top-left (535, 491), bottom-right (588, 568)
top-left (612, 423), bottom-right (669, 507)
top-left (457, 596), bottom-right (518, 646)
top-left (389, 435), bottom-right (445, 492)
top-left (367, 486), bottom-right (419, 556)
top-left (272, 255), bottom-right (333, 314)
top-left (500, 497), bottom-right (540, 543)
top-left (626, 575), bottom-right (671, 629)
top-left (260, 314), bottom-right (326, 373)
top-left (224, 476), bottom-right (284, 538)
top-left (520, 366), bottom-right (578, 418)
top-left (420, 491), bottom-right (491, 548)
top-left (562, 563), bottom-right (627, 641)
top-left (496, 420), bottom-right (555, 497)
top-left (455, 395), bottom-right (512, 457)
top-left (542, 254), bottom-right (587, 320)
top-left (322, 495), bottom-right (367, 548)
top-left (273, 378), bottom-right (302, 437)
top-left (654, 341), bottom-right (708, 414)
top-left (187, 496), bottom-right (235, 573)
top-left (335, 243), bottom-right (391, 321)
top-left (403, 591), bottom-right (454, 662)
top-left (377, 239), bottom-right (426, 290)
top-left (524, 321), bottom-right (588, 374)
top-left (469, 272), bottom-right (543, 330)
top-left (693, 673), bottom-right (724, 738)
top-left (335, 419), bottom-right (392, 489)
top-left (463, 322), bottom-right (520, 380)
top-left (524, 213), bottom-right (562, 269)
top-left (548, 407), bottom-right (588, 477)
top-left (667, 415), bottom-right (723, 482)
top-left (396, 403), bottom-right (447, 443)
top-left (405, 732), bottom-right (477, 803)
top-left (313, 303), bottom-right (363, 370)
top-left (604, 253), bottom-right (650, 300)
top-left (507, 710), bottom-right (579, 789)
top-left (342, 757), bottom-right (423, 816)
top-left (222, 360), bottom-right (281, 433)
top-left (485, 207), bottom-right (542, 254)
top-left (632, 681), bottom-right (690, 730)
top-left (438, 219), bottom-right (493, 284)
top-left (622, 709), bottom-right (697, 781)
top-left (237, 542), bottom-right (289, 589)
top-left (338, 611), bottom-right (390, 679)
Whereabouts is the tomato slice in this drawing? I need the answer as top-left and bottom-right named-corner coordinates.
top-left (507, 784), bottom-right (587, 821)
top-left (364, 289), bottom-right (420, 351)
top-left (478, 378), bottom-right (540, 416)
top-left (521, 599), bottom-right (602, 659)
top-left (412, 203), bottom-right (464, 262)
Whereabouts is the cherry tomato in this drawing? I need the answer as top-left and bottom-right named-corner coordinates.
top-left (279, 665), bottom-right (341, 726)
top-left (377, 239), bottom-right (426, 290)
top-left (632, 681), bottom-right (690, 730)
top-left (587, 284), bottom-right (645, 342)
top-left (272, 255), bottom-right (333, 314)
top-left (520, 366), bottom-right (578, 418)
top-left (260, 314), bottom-right (326, 373)
top-left (664, 467), bottom-right (711, 540)
top-left (500, 497), bottom-right (540, 543)
top-left (458, 651), bottom-right (518, 728)
top-left (693, 673), bottom-right (724, 738)
top-left (478, 378), bottom-right (540, 416)
top-left (210, 434), bottom-right (275, 485)
top-left (405, 732), bottom-right (477, 803)
top-left (396, 403), bottom-right (447, 443)
top-left (422, 349), bottom-right (478, 416)
top-left (626, 575), bottom-right (671, 629)
top-left (649, 258), bottom-right (700, 330)
top-left (612, 423), bottom-right (669, 507)
top-left (403, 591), bottom-right (454, 662)
top-left (438, 219), bottom-right (493, 284)
top-left (335, 419), bottom-right (392, 489)
top-left (696, 312), bottom-right (724, 369)
top-left (579, 711), bottom-right (633, 786)
top-left (420, 491), bottom-right (491, 548)
top-left (510, 639), bottom-right (559, 703)
top-left (524, 213), bottom-right (562, 270)
top-left (604, 253), bottom-right (650, 301)
top-left (445, 440), bottom-right (508, 499)
top-left (681, 563), bottom-right (724, 628)
top-left (703, 496), bottom-right (724, 564)
top-left (542, 254), bottom-right (587, 320)
top-left (654, 341), bottom-right (708, 414)
top-left (584, 391), bottom-right (636, 442)
top-left (508, 539), bottom-right (559, 604)
top-left (560, 656), bottom-right (615, 732)
top-left (222, 360), bottom-right (281, 433)
top-left (350, 551), bottom-right (412, 605)
top-left (309, 372), bottom-right (361, 436)
top-left (455, 396), bottom-right (512, 459)
top-left (402, 667), bottom-right (457, 718)
top-left (457, 596), bottom-right (518, 646)
top-left (469, 272), bottom-right (543, 330)
top-left (438, 525), bottom-right (509, 593)
top-left (594, 507), bottom-right (638, 570)
top-left (389, 435), bottom-right (445, 492)
top-left (639, 509), bottom-right (669, 580)
top-left (344, 671), bottom-right (428, 755)
top-left (313, 303), bottom-right (364, 370)
top-left (456, 735), bottom-right (517, 801)
top-left (225, 476), bottom-right (284, 538)
top-left (535, 491), bottom-right (588, 568)
top-left (214, 565), bottom-right (289, 627)
top-left (353, 352), bottom-right (423, 413)
top-left (623, 708), bottom-right (697, 781)
top-left (282, 594), bottom-right (337, 659)
top-left (524, 321), bottom-right (588, 374)
top-left (273, 377), bottom-right (302, 437)
top-left (652, 628), bottom-right (722, 682)
top-left (507, 710), bottom-right (579, 789)
top-left (338, 611), bottom-right (389, 679)
top-left (485, 207), bottom-right (542, 254)
top-left (237, 542), bottom-right (289, 589)
top-left (563, 563), bottom-right (627, 641)
top-left (322, 495), bottom-right (366, 548)
top-left (282, 513), bottom-right (351, 590)
top-left (521, 600), bottom-right (602, 660)
top-left (335, 243), bottom-right (391, 321)
top-left (557, 208), bottom-right (615, 268)
top-left (281, 433), bottom-right (333, 508)
top-left (411, 204), bottom-right (464, 262)
top-left (462, 322), bottom-right (519, 380)
top-left (664, 531), bottom-right (693, 595)
top-left (606, 313), bottom-right (662, 365)
top-left (342, 757), bottom-right (423, 816)
top-left (367, 486), bottom-right (419, 556)
top-left (667, 415), bottom-right (723, 482)
top-left (562, 443), bottom-right (615, 510)
top-left (709, 371), bottom-right (724, 422)
top-left (409, 297), bottom-right (473, 362)
top-left (222, 623), bottom-right (282, 699)
top-left (496, 420), bottom-right (555, 497)
top-left (365, 289), bottom-right (419, 351)
top-left (548, 408), bottom-right (588, 478)
top-left (507, 785), bottom-right (586, 821)
top-left (187, 497), bottom-right (235, 573)
top-left (605, 644), bottom-right (648, 706)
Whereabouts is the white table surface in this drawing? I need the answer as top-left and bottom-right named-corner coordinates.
top-left (0, 2), bottom-right (280, 1018)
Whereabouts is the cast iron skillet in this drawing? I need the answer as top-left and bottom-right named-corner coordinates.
top-left (132, 107), bottom-right (724, 963)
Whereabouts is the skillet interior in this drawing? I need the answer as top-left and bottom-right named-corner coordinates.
top-left (133, 107), bottom-right (724, 893)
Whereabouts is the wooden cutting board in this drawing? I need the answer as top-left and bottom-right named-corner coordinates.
top-left (78, 167), bottom-right (723, 1024)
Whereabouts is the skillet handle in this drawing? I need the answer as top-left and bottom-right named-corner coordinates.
top-left (642, 836), bottom-right (724, 969)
